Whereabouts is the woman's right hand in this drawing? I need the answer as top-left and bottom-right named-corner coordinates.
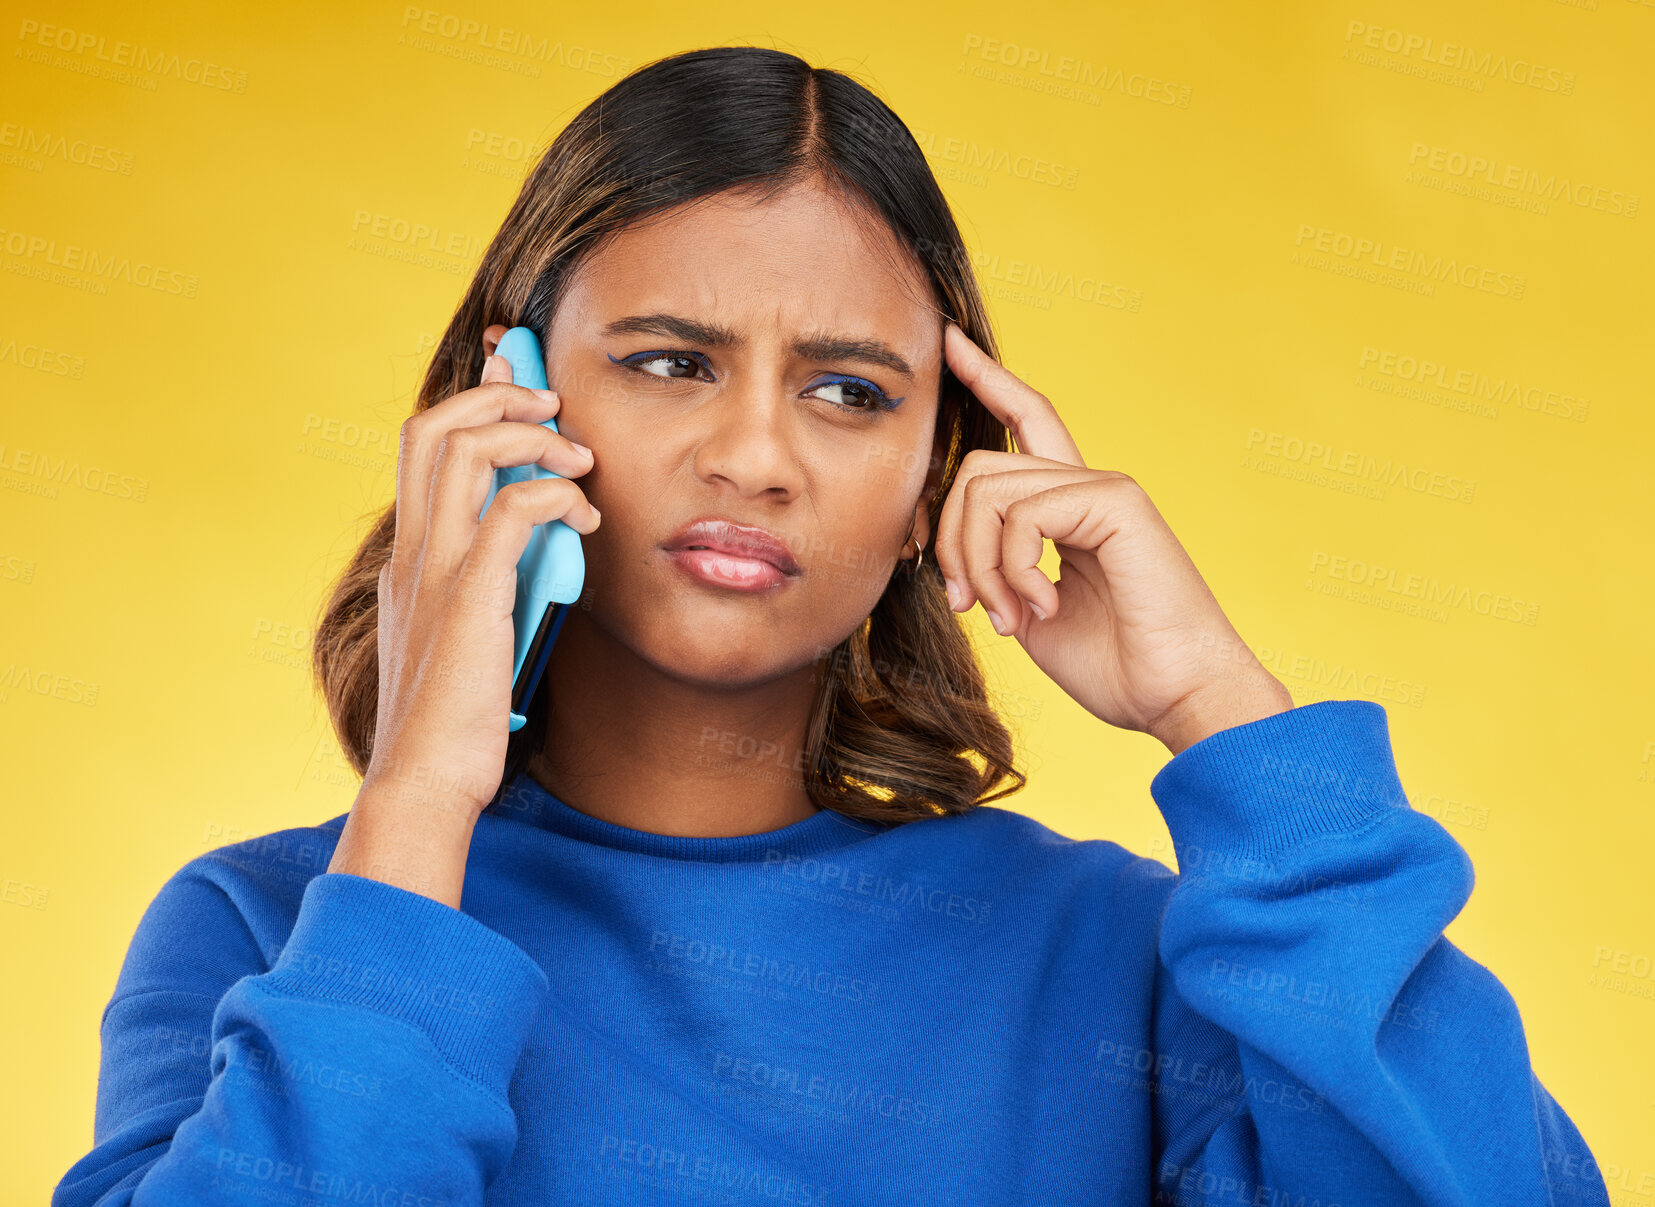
top-left (327, 341), bottom-right (600, 906)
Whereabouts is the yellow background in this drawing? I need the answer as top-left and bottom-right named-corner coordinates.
top-left (3, 0), bottom-right (1651, 1199)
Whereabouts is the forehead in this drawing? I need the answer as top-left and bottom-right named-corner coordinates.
top-left (557, 179), bottom-right (939, 346)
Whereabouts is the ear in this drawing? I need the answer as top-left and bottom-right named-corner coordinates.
top-left (909, 428), bottom-right (950, 552)
top-left (482, 323), bottom-right (508, 357)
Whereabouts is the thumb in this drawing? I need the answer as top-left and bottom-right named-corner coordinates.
top-left (479, 348), bottom-right (514, 387)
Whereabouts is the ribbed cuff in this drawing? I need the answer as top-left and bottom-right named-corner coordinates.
top-left (1149, 698), bottom-right (1410, 865)
top-left (260, 873), bottom-right (549, 1101)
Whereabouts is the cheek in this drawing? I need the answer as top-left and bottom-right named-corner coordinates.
top-left (554, 393), bottom-right (646, 511)
top-left (547, 395), bottom-right (599, 468)
top-left (575, 457), bottom-right (646, 546)
top-left (547, 348), bottom-right (648, 449)
top-left (805, 497), bottom-right (914, 601)
top-left (858, 440), bottom-right (932, 494)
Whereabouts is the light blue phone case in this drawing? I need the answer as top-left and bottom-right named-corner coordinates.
top-left (476, 326), bottom-right (586, 732)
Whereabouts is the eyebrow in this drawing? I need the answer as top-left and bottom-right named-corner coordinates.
top-left (599, 313), bottom-right (915, 380)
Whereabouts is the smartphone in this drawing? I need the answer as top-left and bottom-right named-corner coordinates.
top-left (476, 326), bottom-right (586, 732)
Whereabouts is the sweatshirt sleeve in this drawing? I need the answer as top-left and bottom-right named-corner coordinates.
top-left (53, 869), bottom-right (550, 1206)
top-left (1144, 698), bottom-right (1608, 1207)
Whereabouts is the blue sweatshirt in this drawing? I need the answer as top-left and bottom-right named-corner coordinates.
top-left (55, 699), bottom-right (1607, 1206)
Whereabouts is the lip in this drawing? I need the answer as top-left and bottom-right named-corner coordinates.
top-left (661, 516), bottom-right (801, 590)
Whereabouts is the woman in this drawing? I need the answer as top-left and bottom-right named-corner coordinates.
top-left (57, 46), bottom-right (1606, 1206)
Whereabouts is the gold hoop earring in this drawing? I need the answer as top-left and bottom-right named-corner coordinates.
top-left (899, 511), bottom-right (927, 576)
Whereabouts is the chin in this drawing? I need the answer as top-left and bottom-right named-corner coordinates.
top-left (655, 642), bottom-right (803, 690)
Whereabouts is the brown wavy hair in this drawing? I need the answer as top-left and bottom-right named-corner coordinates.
top-left (310, 45), bottom-right (1027, 825)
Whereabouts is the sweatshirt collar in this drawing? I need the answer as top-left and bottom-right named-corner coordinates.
top-left (484, 770), bottom-right (892, 862)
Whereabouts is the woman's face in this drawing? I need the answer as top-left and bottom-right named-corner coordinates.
top-left (541, 176), bottom-right (946, 687)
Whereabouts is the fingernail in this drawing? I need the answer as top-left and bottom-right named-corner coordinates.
top-left (945, 579), bottom-right (961, 610)
top-left (571, 442), bottom-right (593, 459)
top-left (986, 609), bottom-right (1005, 635)
top-left (1029, 601), bottom-right (1047, 621)
top-left (532, 388), bottom-right (558, 403)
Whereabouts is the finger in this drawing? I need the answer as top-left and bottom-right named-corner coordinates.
top-left (461, 475), bottom-right (602, 617)
top-left (998, 480), bottom-right (1101, 623)
top-left (933, 449), bottom-right (1074, 613)
top-left (933, 450), bottom-right (1014, 613)
top-left (944, 322), bottom-right (1086, 469)
top-left (957, 467), bottom-right (1092, 635)
top-left (392, 355), bottom-right (558, 567)
top-left (422, 422), bottom-right (594, 585)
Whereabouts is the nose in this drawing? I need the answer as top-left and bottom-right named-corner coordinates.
top-left (691, 373), bottom-right (806, 502)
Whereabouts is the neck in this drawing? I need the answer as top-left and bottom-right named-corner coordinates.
top-left (525, 610), bottom-right (823, 838)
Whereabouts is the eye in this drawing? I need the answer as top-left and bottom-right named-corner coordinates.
top-left (607, 351), bottom-right (902, 413)
top-left (610, 350), bottom-right (711, 380)
top-left (807, 376), bottom-right (900, 412)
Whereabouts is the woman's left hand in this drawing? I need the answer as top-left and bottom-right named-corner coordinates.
top-left (931, 322), bottom-right (1295, 756)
